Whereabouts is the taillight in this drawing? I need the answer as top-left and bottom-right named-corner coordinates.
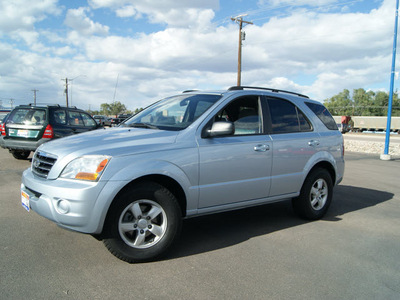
top-left (42, 124), bottom-right (54, 138)
top-left (0, 123), bottom-right (5, 136)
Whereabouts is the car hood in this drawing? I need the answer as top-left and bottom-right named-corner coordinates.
top-left (36, 127), bottom-right (179, 160)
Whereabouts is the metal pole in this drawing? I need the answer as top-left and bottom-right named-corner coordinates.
top-left (381, 0), bottom-right (399, 160)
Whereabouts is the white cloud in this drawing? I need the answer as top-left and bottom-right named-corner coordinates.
top-left (0, 0), bottom-right (61, 33)
top-left (88, 0), bottom-right (219, 27)
top-left (115, 5), bottom-right (138, 18)
top-left (64, 7), bottom-right (109, 36)
top-left (258, 0), bottom-right (339, 7)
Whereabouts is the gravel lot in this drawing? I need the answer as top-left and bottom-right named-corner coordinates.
top-left (344, 133), bottom-right (400, 156)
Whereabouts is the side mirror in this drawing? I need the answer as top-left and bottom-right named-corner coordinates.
top-left (205, 121), bottom-right (234, 137)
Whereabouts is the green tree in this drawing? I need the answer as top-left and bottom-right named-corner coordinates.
top-left (100, 101), bottom-right (127, 116)
top-left (393, 93), bottom-right (400, 116)
top-left (324, 89), bottom-right (354, 116)
top-left (109, 101), bottom-right (127, 116)
top-left (324, 88), bottom-right (400, 116)
top-left (374, 91), bottom-right (389, 116)
top-left (353, 88), bottom-right (374, 116)
top-left (100, 103), bottom-right (111, 116)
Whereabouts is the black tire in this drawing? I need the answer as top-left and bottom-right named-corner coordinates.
top-left (11, 150), bottom-right (31, 160)
top-left (292, 168), bottom-right (333, 220)
top-left (103, 182), bottom-right (182, 263)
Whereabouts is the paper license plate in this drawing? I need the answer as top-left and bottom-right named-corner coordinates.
top-left (21, 190), bottom-right (30, 212)
top-left (17, 130), bottom-right (28, 137)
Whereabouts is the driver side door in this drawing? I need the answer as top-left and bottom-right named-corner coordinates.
top-left (196, 95), bottom-right (272, 209)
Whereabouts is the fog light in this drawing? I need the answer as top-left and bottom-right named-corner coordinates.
top-left (57, 199), bottom-right (70, 214)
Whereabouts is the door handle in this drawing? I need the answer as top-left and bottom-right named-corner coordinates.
top-left (308, 140), bottom-right (320, 147)
top-left (254, 144), bottom-right (270, 152)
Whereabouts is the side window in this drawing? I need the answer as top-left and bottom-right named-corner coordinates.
top-left (68, 111), bottom-right (84, 126)
top-left (214, 95), bottom-right (262, 135)
top-left (305, 102), bottom-right (338, 130)
top-left (53, 110), bottom-right (67, 125)
top-left (268, 98), bottom-right (312, 134)
top-left (298, 110), bottom-right (312, 131)
top-left (81, 113), bottom-right (97, 127)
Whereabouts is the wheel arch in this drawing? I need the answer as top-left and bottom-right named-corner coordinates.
top-left (307, 161), bottom-right (336, 185)
top-left (303, 150), bottom-right (339, 188)
top-left (97, 174), bottom-right (187, 240)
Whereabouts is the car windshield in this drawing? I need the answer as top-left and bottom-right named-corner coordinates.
top-left (123, 94), bottom-right (221, 131)
top-left (7, 108), bottom-right (46, 125)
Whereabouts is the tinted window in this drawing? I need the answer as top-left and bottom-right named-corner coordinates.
top-left (268, 98), bottom-right (312, 133)
top-left (81, 113), bottom-right (97, 127)
top-left (53, 110), bottom-right (67, 125)
top-left (214, 95), bottom-right (262, 135)
top-left (305, 102), bottom-right (337, 130)
top-left (68, 111), bottom-right (84, 126)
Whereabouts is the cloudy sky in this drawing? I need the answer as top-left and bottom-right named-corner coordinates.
top-left (0, 0), bottom-right (397, 111)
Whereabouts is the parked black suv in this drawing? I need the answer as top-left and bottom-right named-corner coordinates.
top-left (1, 104), bottom-right (100, 159)
top-left (110, 114), bottom-right (132, 126)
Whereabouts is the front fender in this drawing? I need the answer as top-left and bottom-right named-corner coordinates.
top-left (92, 154), bottom-right (198, 234)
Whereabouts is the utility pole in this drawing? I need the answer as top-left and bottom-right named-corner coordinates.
top-left (231, 14), bottom-right (253, 86)
top-left (31, 89), bottom-right (39, 105)
top-left (62, 78), bottom-right (69, 107)
top-left (10, 98), bottom-right (14, 109)
top-left (381, 0), bottom-right (399, 161)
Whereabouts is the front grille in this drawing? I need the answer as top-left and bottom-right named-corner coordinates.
top-left (32, 151), bottom-right (57, 178)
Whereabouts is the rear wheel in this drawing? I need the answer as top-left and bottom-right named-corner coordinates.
top-left (103, 182), bottom-right (182, 263)
top-left (292, 168), bottom-right (333, 220)
top-left (11, 150), bottom-right (30, 160)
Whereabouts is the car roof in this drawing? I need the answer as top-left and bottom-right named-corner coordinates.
top-left (14, 104), bottom-right (85, 111)
top-left (182, 86), bottom-right (315, 102)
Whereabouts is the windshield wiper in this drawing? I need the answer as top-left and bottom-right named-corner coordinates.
top-left (127, 123), bottom-right (159, 130)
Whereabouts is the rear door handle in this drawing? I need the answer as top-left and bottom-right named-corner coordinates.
top-left (308, 140), bottom-right (320, 147)
top-left (254, 144), bottom-right (270, 152)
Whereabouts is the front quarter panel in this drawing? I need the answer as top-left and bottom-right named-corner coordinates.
top-left (90, 149), bottom-right (199, 233)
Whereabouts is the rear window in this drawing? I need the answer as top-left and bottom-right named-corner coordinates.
top-left (305, 102), bottom-right (338, 130)
top-left (7, 108), bottom-right (46, 125)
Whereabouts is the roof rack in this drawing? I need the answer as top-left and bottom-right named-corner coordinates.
top-left (182, 90), bottom-right (199, 93)
top-left (228, 86), bottom-right (309, 99)
top-left (26, 103), bottom-right (77, 109)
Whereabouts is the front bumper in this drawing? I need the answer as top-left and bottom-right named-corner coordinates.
top-left (21, 168), bottom-right (123, 234)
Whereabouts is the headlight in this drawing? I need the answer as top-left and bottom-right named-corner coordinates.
top-left (60, 155), bottom-right (111, 181)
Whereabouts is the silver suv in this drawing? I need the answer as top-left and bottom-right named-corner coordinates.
top-left (21, 86), bottom-right (344, 263)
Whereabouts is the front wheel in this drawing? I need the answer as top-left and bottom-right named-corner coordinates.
top-left (103, 182), bottom-right (182, 263)
top-left (292, 168), bottom-right (333, 220)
